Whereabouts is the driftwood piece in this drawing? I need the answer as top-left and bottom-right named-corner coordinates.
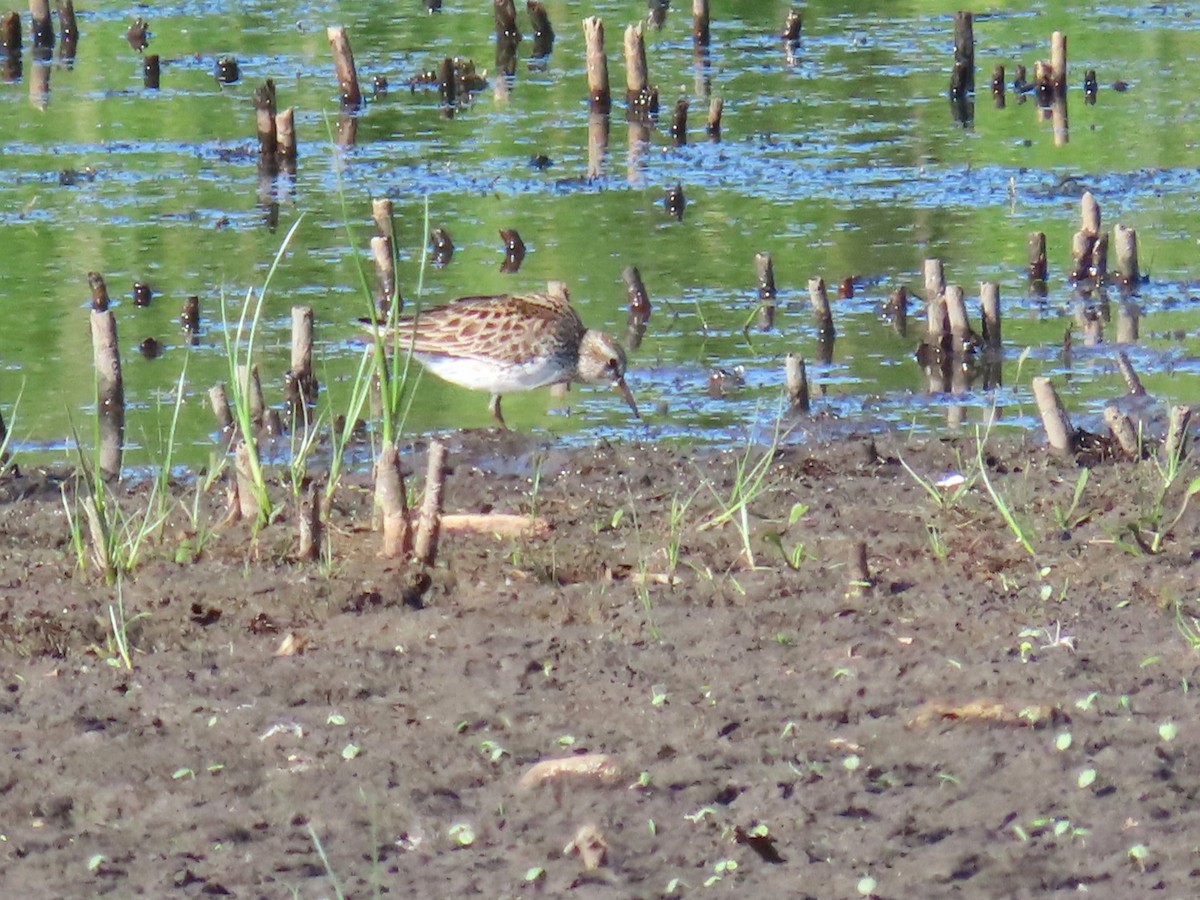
top-left (950, 11), bottom-right (974, 97)
top-left (234, 440), bottom-right (258, 521)
top-left (276, 108), bottom-right (296, 163)
top-left (785, 353), bottom-right (809, 413)
top-left (980, 281), bottom-right (1001, 351)
top-left (1163, 406), bottom-right (1192, 466)
top-left (90, 305), bottom-right (124, 481)
top-left (923, 258), bottom-right (945, 305)
top-left (327, 26), bottom-right (362, 109)
top-left (1114, 350), bottom-right (1145, 397)
top-left (1114, 224), bottom-right (1139, 285)
top-left (414, 440), bottom-right (448, 567)
top-left (583, 17), bottom-right (610, 114)
top-left (375, 441), bottom-right (410, 558)
top-left (808, 277), bottom-right (834, 339)
top-left (1031, 377), bottom-right (1074, 455)
top-left (1103, 406), bottom-right (1140, 459)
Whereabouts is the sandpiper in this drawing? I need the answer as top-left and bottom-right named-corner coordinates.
top-left (363, 288), bottom-right (639, 428)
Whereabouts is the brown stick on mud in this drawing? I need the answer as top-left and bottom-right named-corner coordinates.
top-left (583, 17), bottom-right (610, 114)
top-left (951, 11), bottom-right (974, 97)
top-left (1163, 406), bottom-right (1192, 467)
top-left (29, 0), bottom-right (52, 51)
top-left (1114, 350), bottom-right (1146, 397)
top-left (1027, 232), bottom-right (1048, 284)
top-left (706, 97), bottom-right (723, 141)
top-left (848, 541), bottom-right (873, 591)
top-left (414, 439), bottom-right (448, 567)
top-left (1031, 377), bottom-right (1074, 456)
top-left (297, 480), bottom-right (322, 561)
top-left (88, 273), bottom-right (123, 480)
top-left (254, 80), bottom-right (278, 166)
top-left (1103, 406), bottom-right (1140, 459)
top-left (785, 353), bottom-right (809, 413)
top-left (980, 281), bottom-right (1001, 351)
top-left (1113, 224), bottom-right (1139, 285)
top-left (375, 441), bottom-right (410, 558)
top-left (234, 440), bottom-right (258, 521)
top-left (327, 26), bottom-right (362, 109)
top-left (692, 0), bottom-right (710, 46)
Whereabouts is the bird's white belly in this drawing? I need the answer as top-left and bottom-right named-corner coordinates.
top-left (416, 353), bottom-right (565, 393)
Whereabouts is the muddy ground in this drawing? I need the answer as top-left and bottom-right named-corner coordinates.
top-left (1, 427), bottom-right (1198, 899)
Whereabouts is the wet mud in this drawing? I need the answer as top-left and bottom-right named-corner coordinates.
top-left (1, 430), bottom-right (1198, 898)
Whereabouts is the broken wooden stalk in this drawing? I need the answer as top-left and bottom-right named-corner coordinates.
top-left (583, 17), bottom-right (610, 114)
top-left (327, 25), bottom-right (362, 109)
top-left (88, 272), bottom-right (124, 480)
top-left (375, 441), bottom-right (410, 558)
top-left (1031, 376), bottom-right (1074, 455)
top-left (414, 439), bottom-right (448, 567)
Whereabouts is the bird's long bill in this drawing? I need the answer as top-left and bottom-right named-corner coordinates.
top-left (613, 376), bottom-right (640, 419)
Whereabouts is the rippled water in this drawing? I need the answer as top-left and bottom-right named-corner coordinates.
top-left (1, 0), bottom-right (1197, 468)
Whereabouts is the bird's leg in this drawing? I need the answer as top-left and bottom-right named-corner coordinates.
top-left (488, 393), bottom-right (508, 429)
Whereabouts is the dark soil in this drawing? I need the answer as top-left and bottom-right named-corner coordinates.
top-left (1, 430), bottom-right (1198, 898)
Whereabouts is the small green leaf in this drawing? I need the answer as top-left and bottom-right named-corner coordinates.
top-left (327, 713), bottom-right (346, 726)
top-left (857, 875), bottom-right (878, 895)
top-left (341, 743), bottom-right (360, 760)
top-left (1158, 721), bottom-right (1178, 742)
top-left (1077, 767), bottom-right (1096, 789)
top-left (1055, 732), bottom-right (1072, 751)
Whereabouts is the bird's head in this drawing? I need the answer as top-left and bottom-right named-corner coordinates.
top-left (578, 331), bottom-right (640, 419)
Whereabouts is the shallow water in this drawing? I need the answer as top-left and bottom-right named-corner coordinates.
top-left (1, 0), bottom-right (1198, 468)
